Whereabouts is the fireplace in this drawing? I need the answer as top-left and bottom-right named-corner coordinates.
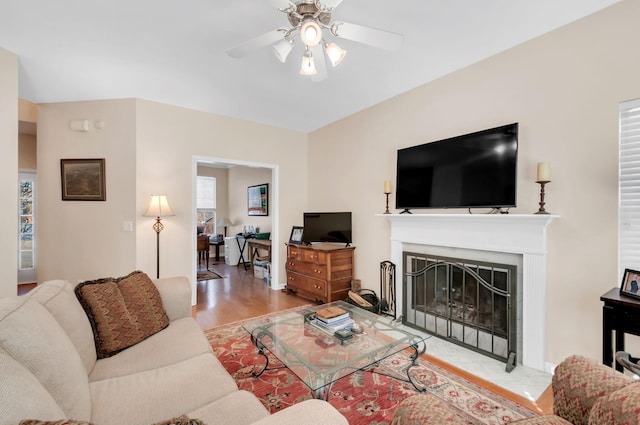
top-left (403, 252), bottom-right (518, 368)
top-left (382, 213), bottom-right (556, 372)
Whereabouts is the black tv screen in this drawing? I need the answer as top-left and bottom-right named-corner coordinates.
top-left (303, 212), bottom-right (352, 244)
top-left (396, 123), bottom-right (518, 210)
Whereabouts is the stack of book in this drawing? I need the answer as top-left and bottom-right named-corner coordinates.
top-left (313, 306), bottom-right (355, 333)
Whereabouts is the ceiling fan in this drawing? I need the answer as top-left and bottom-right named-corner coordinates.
top-left (226, 0), bottom-right (404, 81)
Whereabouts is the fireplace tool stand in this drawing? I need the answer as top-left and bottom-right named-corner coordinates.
top-left (380, 261), bottom-right (397, 318)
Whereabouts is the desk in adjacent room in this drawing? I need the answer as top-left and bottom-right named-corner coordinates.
top-left (600, 287), bottom-right (640, 372)
top-left (248, 239), bottom-right (271, 269)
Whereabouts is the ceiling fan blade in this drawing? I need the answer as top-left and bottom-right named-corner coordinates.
top-left (226, 29), bottom-right (286, 58)
top-left (310, 44), bottom-right (327, 82)
top-left (332, 21), bottom-right (403, 51)
top-left (321, 0), bottom-right (344, 9)
top-left (267, 0), bottom-right (295, 11)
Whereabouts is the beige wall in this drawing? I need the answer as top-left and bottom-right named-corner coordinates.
top-left (19, 98), bottom-right (37, 124)
top-left (18, 133), bottom-right (37, 170)
top-left (0, 47), bottom-right (18, 297)
top-left (228, 166), bottom-right (273, 236)
top-left (134, 99), bottom-right (307, 301)
top-left (37, 99), bottom-right (138, 282)
top-left (19, 98), bottom-right (38, 170)
top-left (308, 0), bottom-right (640, 367)
top-left (34, 99), bottom-right (305, 303)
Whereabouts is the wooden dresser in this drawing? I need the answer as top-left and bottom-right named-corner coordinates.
top-left (285, 243), bottom-right (355, 303)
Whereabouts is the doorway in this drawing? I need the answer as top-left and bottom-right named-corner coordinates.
top-left (193, 156), bottom-right (279, 290)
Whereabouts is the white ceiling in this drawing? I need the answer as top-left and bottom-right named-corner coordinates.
top-left (1, 0), bottom-right (621, 133)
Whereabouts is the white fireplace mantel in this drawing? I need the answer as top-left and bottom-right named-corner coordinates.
top-left (380, 213), bottom-right (557, 371)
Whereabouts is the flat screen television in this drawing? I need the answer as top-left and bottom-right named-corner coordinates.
top-left (395, 123), bottom-right (518, 211)
top-left (303, 212), bottom-right (352, 244)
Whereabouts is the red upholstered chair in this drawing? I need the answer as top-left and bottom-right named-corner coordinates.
top-left (392, 355), bottom-right (638, 425)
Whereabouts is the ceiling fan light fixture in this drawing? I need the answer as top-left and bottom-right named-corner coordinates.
top-left (299, 51), bottom-right (317, 75)
top-left (300, 19), bottom-right (322, 47)
top-left (325, 41), bottom-right (346, 67)
top-left (272, 37), bottom-right (294, 63)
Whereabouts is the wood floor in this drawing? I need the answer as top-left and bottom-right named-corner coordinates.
top-left (196, 258), bottom-right (553, 415)
top-left (194, 259), bottom-right (309, 330)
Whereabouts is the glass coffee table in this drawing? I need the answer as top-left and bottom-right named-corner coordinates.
top-left (241, 301), bottom-right (429, 399)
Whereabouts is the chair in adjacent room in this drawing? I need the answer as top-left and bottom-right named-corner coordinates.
top-left (197, 234), bottom-right (210, 270)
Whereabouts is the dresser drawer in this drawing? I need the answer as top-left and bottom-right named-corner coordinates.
top-left (286, 272), bottom-right (326, 298)
top-left (287, 245), bottom-right (302, 260)
top-left (287, 245), bottom-right (327, 264)
top-left (286, 260), bottom-right (327, 279)
top-left (301, 249), bottom-right (326, 264)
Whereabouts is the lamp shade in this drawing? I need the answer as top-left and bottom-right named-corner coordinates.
top-left (325, 42), bottom-right (346, 67)
top-left (143, 194), bottom-right (175, 217)
top-left (216, 217), bottom-right (233, 227)
top-left (272, 38), bottom-right (294, 63)
top-left (300, 53), bottom-right (317, 75)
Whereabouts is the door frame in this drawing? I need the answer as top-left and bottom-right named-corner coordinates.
top-left (192, 156), bottom-right (279, 289)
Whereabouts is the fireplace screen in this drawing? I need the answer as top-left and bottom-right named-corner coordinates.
top-left (403, 252), bottom-right (516, 365)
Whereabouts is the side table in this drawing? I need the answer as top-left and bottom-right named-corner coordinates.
top-left (600, 287), bottom-right (640, 372)
top-left (209, 238), bottom-right (224, 262)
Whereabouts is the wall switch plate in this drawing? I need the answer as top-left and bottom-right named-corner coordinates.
top-left (123, 221), bottom-right (133, 232)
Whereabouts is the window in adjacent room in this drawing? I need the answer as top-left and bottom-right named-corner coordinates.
top-left (197, 175), bottom-right (216, 234)
top-left (619, 98), bottom-right (640, 275)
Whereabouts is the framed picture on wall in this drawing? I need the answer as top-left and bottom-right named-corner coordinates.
top-left (620, 268), bottom-right (640, 300)
top-left (60, 158), bottom-right (106, 201)
top-left (289, 226), bottom-right (304, 244)
top-left (248, 183), bottom-right (268, 216)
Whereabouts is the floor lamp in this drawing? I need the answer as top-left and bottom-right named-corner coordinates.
top-left (143, 194), bottom-right (175, 279)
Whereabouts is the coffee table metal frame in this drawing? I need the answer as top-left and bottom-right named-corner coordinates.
top-left (242, 301), bottom-right (429, 399)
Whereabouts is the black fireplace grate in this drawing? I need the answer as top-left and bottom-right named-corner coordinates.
top-left (402, 252), bottom-right (517, 366)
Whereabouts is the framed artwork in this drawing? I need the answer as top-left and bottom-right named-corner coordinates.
top-left (620, 268), bottom-right (640, 299)
top-left (289, 226), bottom-right (304, 244)
top-left (248, 183), bottom-right (268, 216)
top-left (60, 158), bottom-right (106, 201)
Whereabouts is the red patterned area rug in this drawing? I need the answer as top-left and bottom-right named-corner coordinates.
top-left (205, 313), bottom-right (537, 425)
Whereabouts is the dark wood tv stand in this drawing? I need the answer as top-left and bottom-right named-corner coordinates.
top-left (285, 243), bottom-right (355, 303)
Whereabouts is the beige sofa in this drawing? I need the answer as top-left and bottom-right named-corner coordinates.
top-left (0, 277), bottom-right (347, 425)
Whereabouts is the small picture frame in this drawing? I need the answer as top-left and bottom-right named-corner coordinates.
top-left (620, 268), bottom-right (640, 299)
top-left (60, 158), bottom-right (106, 201)
top-left (289, 226), bottom-right (304, 244)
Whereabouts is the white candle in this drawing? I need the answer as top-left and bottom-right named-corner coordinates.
top-left (537, 162), bottom-right (550, 182)
top-left (384, 180), bottom-right (392, 194)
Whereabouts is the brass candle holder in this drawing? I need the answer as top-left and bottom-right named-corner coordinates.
top-left (535, 180), bottom-right (550, 214)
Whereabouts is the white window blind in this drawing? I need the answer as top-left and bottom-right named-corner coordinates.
top-left (619, 98), bottom-right (640, 274)
top-left (197, 176), bottom-right (216, 209)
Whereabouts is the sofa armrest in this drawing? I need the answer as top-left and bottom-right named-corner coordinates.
top-left (392, 393), bottom-right (470, 425)
top-left (153, 276), bottom-right (192, 321)
top-left (251, 399), bottom-right (348, 425)
top-left (552, 355), bottom-right (632, 425)
top-left (589, 379), bottom-right (640, 424)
